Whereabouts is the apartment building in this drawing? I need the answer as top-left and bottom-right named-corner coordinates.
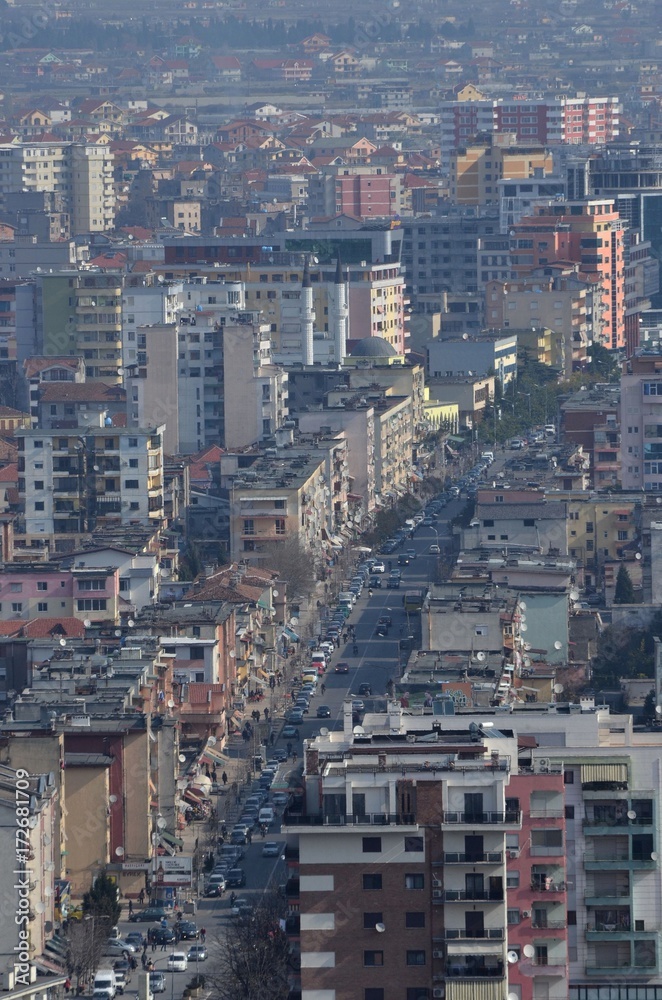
top-left (16, 420), bottom-right (165, 555)
top-left (0, 562), bottom-right (120, 623)
top-left (0, 140), bottom-right (114, 233)
top-left (308, 165), bottom-right (402, 219)
top-left (561, 384), bottom-right (621, 487)
top-left (551, 492), bottom-right (637, 590)
top-left (510, 200), bottom-right (625, 352)
top-left (426, 374), bottom-right (495, 430)
top-left (449, 137), bottom-right (554, 206)
top-left (401, 210), bottom-right (502, 298)
top-left (486, 266), bottom-right (598, 375)
top-left (427, 334), bottom-right (517, 386)
top-left (621, 353), bottom-right (662, 491)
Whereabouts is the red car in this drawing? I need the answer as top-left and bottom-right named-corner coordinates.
top-left (335, 662), bottom-right (349, 674)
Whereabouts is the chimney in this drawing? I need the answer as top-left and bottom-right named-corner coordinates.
top-left (301, 261), bottom-right (314, 366)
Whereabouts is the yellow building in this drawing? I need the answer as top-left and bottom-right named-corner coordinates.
top-left (552, 491), bottom-right (637, 589)
top-left (424, 396), bottom-right (459, 433)
top-left (450, 137), bottom-right (554, 206)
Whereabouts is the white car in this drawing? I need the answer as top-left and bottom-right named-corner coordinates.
top-left (429, 544), bottom-right (441, 554)
top-left (371, 561), bottom-right (386, 573)
top-left (167, 952), bottom-right (188, 972)
top-left (262, 841), bottom-right (281, 857)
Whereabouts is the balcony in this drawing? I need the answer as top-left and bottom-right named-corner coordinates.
top-left (435, 889), bottom-right (505, 903)
top-left (442, 929), bottom-right (505, 941)
top-left (585, 890), bottom-right (631, 906)
top-left (532, 919), bottom-right (567, 931)
top-left (530, 879), bottom-right (566, 893)
top-left (443, 852), bottom-right (503, 864)
top-left (445, 964), bottom-right (504, 979)
top-left (584, 854), bottom-right (657, 870)
top-left (586, 966), bottom-right (656, 978)
top-left (442, 811), bottom-right (521, 826)
top-left (282, 812), bottom-right (417, 828)
top-left (530, 961), bottom-right (567, 976)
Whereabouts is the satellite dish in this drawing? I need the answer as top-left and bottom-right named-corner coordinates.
top-left (178, 754), bottom-right (187, 763)
top-left (273, 590), bottom-right (279, 597)
top-left (109, 794), bottom-right (118, 804)
top-left (44, 886), bottom-right (53, 897)
top-left (651, 852), bottom-right (659, 861)
top-left (35, 902), bottom-right (46, 914)
top-left (635, 552), bottom-right (642, 560)
top-left (290, 617), bottom-right (299, 626)
top-left (507, 951), bottom-right (519, 964)
top-left (59, 639), bottom-right (67, 647)
top-left (553, 683), bottom-right (564, 694)
top-left (520, 623), bottom-right (527, 632)
top-left (114, 629), bottom-right (122, 637)
top-left (45, 862), bottom-right (55, 871)
top-left (229, 651), bottom-right (235, 658)
top-left (569, 590), bottom-right (579, 601)
top-left (524, 642), bottom-right (532, 651)
top-left (128, 619), bottom-right (135, 628)
top-left (157, 274), bottom-right (165, 283)
top-left (523, 944), bottom-right (535, 958)
top-left (518, 601), bottom-right (526, 611)
top-left (375, 922), bottom-right (386, 933)
top-left (319, 727), bottom-right (329, 736)
top-left (656, 706), bottom-right (662, 715)
top-left (157, 817), bottom-right (167, 830)
top-left (462, 333), bottom-right (469, 340)
top-left (42, 833), bottom-right (51, 844)
top-left (115, 846), bottom-right (125, 857)
top-left (207, 736), bottom-right (217, 746)
top-left (353, 725), bottom-right (365, 735)
top-left (83, 619), bottom-right (92, 629)
top-left (519, 614), bottom-right (526, 623)
top-left (167, 699), bottom-right (175, 709)
top-left (627, 810), bottom-right (636, 820)
top-left (523, 657), bottom-right (531, 667)
top-left (508, 994), bottom-right (519, 1000)
top-left (554, 640), bottom-right (563, 650)
top-left (476, 651), bottom-right (486, 662)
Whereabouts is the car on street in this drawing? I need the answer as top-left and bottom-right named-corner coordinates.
top-left (271, 791), bottom-right (291, 808)
top-left (281, 724), bottom-right (298, 738)
top-left (406, 549), bottom-right (416, 561)
top-left (167, 952), bottom-right (188, 973)
top-left (205, 883), bottom-right (225, 897)
top-left (187, 945), bottom-right (208, 962)
top-left (104, 941), bottom-right (136, 957)
top-left (129, 905), bottom-right (169, 923)
top-left (225, 868), bottom-right (247, 888)
top-left (378, 615), bottom-right (392, 627)
top-left (429, 544), bottom-right (440, 554)
top-left (288, 708), bottom-right (305, 724)
top-left (154, 928), bottom-right (176, 945)
top-left (272, 748), bottom-right (288, 762)
top-left (125, 932), bottom-right (145, 948)
top-left (368, 576), bottom-right (382, 588)
top-left (149, 974), bottom-right (167, 994)
top-left (113, 971), bottom-right (127, 995)
top-left (352, 699), bottom-right (365, 713)
top-left (262, 841), bottom-right (281, 857)
top-left (397, 553), bottom-right (410, 566)
top-left (316, 704), bottom-right (331, 718)
top-left (334, 662), bottom-right (349, 674)
top-left (178, 921), bottom-right (198, 940)
top-left (358, 683), bottom-right (372, 696)
top-left (206, 873), bottom-right (227, 892)
top-left (371, 561), bottom-right (385, 573)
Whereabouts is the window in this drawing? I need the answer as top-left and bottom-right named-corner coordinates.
top-left (275, 518), bottom-right (286, 535)
top-left (565, 805), bottom-right (575, 819)
top-left (507, 870), bottom-right (520, 889)
top-left (77, 599), bottom-right (107, 612)
top-left (406, 951), bottom-right (426, 966)
top-left (37, 582), bottom-right (47, 591)
top-left (34, 480), bottom-right (44, 490)
top-left (618, 530), bottom-right (628, 541)
top-left (405, 874), bottom-right (424, 890)
top-left (363, 837), bottom-right (382, 853)
top-left (363, 951), bottom-right (383, 967)
top-left (78, 579), bottom-right (106, 591)
top-left (363, 873), bottom-right (382, 890)
top-left (365, 991), bottom-right (384, 1000)
top-left (129, 458), bottom-right (138, 468)
top-left (34, 502), bottom-right (44, 511)
top-left (523, 519), bottom-right (535, 527)
top-left (10, 583), bottom-right (21, 593)
top-left (405, 836), bottom-right (424, 853)
top-left (124, 479), bottom-right (139, 489)
top-left (405, 912), bottom-right (425, 928)
top-left (406, 991), bottom-right (429, 1000)
top-left (507, 908), bottom-right (521, 924)
top-left (483, 519), bottom-right (494, 527)
top-left (128, 437), bottom-right (138, 447)
top-left (37, 602), bottom-right (48, 612)
top-left (11, 602), bottom-right (22, 613)
top-left (363, 912), bottom-right (383, 929)
top-left (531, 829), bottom-right (563, 852)
top-left (243, 519), bottom-right (255, 536)
top-left (564, 769), bottom-right (574, 784)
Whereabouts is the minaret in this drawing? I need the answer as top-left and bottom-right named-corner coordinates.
top-left (331, 254), bottom-right (349, 365)
top-left (301, 260), bottom-right (315, 366)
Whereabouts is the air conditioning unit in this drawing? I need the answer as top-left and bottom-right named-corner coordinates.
top-left (508, 849), bottom-right (520, 859)
top-left (538, 758), bottom-right (551, 770)
top-left (432, 888), bottom-right (443, 899)
top-left (432, 878), bottom-right (442, 887)
top-left (433, 989), bottom-right (444, 999)
top-left (522, 910), bottom-right (531, 919)
top-left (433, 950), bottom-right (444, 959)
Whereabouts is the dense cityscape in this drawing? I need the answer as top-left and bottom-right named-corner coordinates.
top-left (1, 0), bottom-right (662, 999)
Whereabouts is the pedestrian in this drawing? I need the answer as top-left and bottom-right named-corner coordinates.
top-left (139, 887), bottom-right (145, 904)
top-left (128, 899), bottom-right (133, 916)
top-left (270, 731), bottom-right (275, 746)
top-left (264, 707), bottom-right (269, 721)
top-left (200, 927), bottom-right (206, 942)
top-left (160, 937), bottom-right (167, 951)
top-left (247, 828), bottom-right (252, 844)
top-left (222, 770), bottom-right (228, 786)
top-left (64, 979), bottom-right (71, 995)
top-left (141, 954), bottom-right (147, 971)
top-left (152, 938), bottom-right (157, 952)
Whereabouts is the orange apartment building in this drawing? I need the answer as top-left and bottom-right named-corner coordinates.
top-left (510, 199), bottom-right (625, 352)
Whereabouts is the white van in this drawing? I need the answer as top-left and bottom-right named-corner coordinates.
top-left (93, 971), bottom-right (117, 1000)
top-left (258, 806), bottom-right (275, 826)
top-left (311, 652), bottom-right (326, 669)
top-left (481, 451), bottom-right (494, 465)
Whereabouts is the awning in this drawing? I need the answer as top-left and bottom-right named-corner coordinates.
top-left (258, 668), bottom-right (271, 680)
top-left (282, 626), bottom-right (300, 642)
top-left (160, 830), bottom-right (184, 847)
top-left (581, 763), bottom-right (628, 785)
top-left (446, 981), bottom-right (502, 1000)
top-left (184, 789), bottom-right (203, 805)
top-left (201, 746), bottom-right (233, 765)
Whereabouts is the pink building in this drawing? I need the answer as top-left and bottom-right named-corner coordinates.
top-left (334, 173), bottom-right (395, 219)
top-left (506, 772), bottom-right (569, 1000)
top-left (0, 564), bottom-right (120, 623)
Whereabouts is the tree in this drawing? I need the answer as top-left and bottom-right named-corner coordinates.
top-left (261, 536), bottom-right (316, 598)
top-left (643, 689), bottom-right (657, 724)
top-left (208, 889), bottom-right (291, 1000)
top-left (66, 918), bottom-right (105, 992)
top-left (82, 871), bottom-right (121, 927)
top-left (614, 564), bottom-right (635, 604)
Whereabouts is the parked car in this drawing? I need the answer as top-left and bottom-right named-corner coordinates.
top-left (288, 709), bottom-right (305, 724)
top-left (129, 906), bottom-right (169, 923)
top-left (149, 974), bottom-right (167, 994)
top-left (167, 952), bottom-right (188, 973)
top-left (281, 724), bottom-right (298, 738)
top-left (262, 841), bottom-right (281, 857)
top-left (104, 942), bottom-right (136, 957)
top-left (271, 791), bottom-right (291, 808)
top-left (225, 868), bottom-right (246, 888)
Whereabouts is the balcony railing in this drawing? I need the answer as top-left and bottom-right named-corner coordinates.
top-left (443, 811), bottom-right (521, 825)
top-left (282, 812), bottom-right (417, 827)
top-left (444, 928), bottom-right (505, 940)
top-left (586, 922), bottom-right (631, 933)
top-left (530, 880), bottom-right (566, 892)
top-left (439, 889), bottom-right (505, 902)
top-left (443, 852), bottom-right (503, 864)
top-left (532, 919), bottom-right (567, 930)
top-left (445, 965), bottom-right (505, 979)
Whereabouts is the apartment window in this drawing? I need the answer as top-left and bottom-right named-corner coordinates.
top-left (78, 579), bottom-right (106, 591)
top-left (363, 873), bottom-right (382, 891)
top-left (565, 805), bottom-right (575, 819)
top-left (531, 829), bottom-right (563, 852)
top-left (405, 874), bottom-right (424, 890)
top-left (128, 437), bottom-right (138, 447)
top-left (275, 518), bottom-right (286, 535)
top-left (11, 603), bottom-right (22, 613)
top-left (564, 769), bottom-right (574, 784)
top-left (274, 499), bottom-right (286, 509)
top-left (365, 991), bottom-right (384, 1000)
top-left (35, 502), bottom-right (45, 511)
top-left (10, 583), bottom-right (22, 593)
top-left (406, 951), bottom-right (426, 967)
top-left (363, 837), bottom-right (382, 853)
top-left (404, 836), bottom-right (424, 853)
top-left (34, 480), bottom-right (44, 490)
top-left (77, 599), bottom-right (107, 612)
top-left (406, 991), bottom-right (430, 1000)
top-left (129, 458), bottom-right (138, 468)
top-left (507, 908), bottom-right (521, 924)
top-left (37, 582), bottom-right (47, 591)
top-left (124, 479), bottom-right (139, 489)
top-left (523, 519), bottom-right (535, 527)
top-left (37, 602), bottom-right (48, 612)
top-left (586, 522), bottom-right (594, 532)
top-left (618, 531), bottom-right (628, 541)
top-left (483, 519), bottom-right (494, 527)
top-left (363, 951), bottom-right (384, 967)
top-left (130, 502), bottom-right (140, 511)
top-left (363, 912), bottom-right (383, 929)
top-left (506, 870), bottom-right (520, 889)
top-left (405, 912), bottom-right (425, 928)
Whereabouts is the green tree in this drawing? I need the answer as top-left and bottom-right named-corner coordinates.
top-left (82, 871), bottom-right (121, 927)
top-left (614, 564), bottom-right (635, 604)
top-left (643, 689), bottom-right (657, 723)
